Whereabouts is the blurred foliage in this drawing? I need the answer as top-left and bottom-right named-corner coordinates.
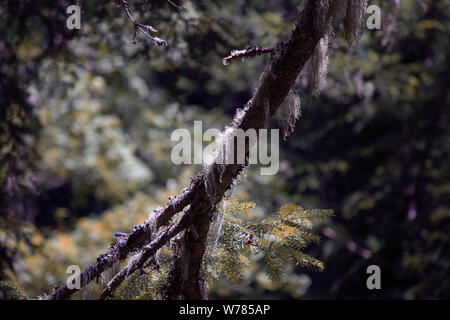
top-left (0, 0), bottom-right (449, 299)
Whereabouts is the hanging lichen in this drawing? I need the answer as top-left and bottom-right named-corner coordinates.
top-left (275, 89), bottom-right (301, 140)
top-left (315, 0), bottom-right (332, 36)
top-left (310, 33), bottom-right (330, 95)
top-left (343, 0), bottom-right (369, 46)
top-left (205, 201), bottom-right (226, 255)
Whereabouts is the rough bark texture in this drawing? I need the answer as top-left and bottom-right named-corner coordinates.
top-left (99, 205), bottom-right (198, 300)
top-left (46, 0), bottom-right (339, 300)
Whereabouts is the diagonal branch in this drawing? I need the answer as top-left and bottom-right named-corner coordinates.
top-left (46, 174), bottom-right (202, 300)
top-left (166, 0), bottom-right (337, 299)
top-left (167, 0), bottom-right (184, 10)
top-left (99, 205), bottom-right (197, 300)
top-left (48, 0), bottom-right (351, 300)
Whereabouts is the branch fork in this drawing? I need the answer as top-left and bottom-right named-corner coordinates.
top-left (120, 0), bottom-right (168, 47)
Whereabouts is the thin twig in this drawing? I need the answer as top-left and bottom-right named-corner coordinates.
top-left (167, 0), bottom-right (184, 9)
top-left (121, 0), bottom-right (167, 47)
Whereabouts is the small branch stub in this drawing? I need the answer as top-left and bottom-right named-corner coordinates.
top-left (222, 46), bottom-right (274, 65)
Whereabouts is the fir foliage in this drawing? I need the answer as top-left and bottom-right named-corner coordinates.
top-left (113, 198), bottom-right (332, 299)
top-left (204, 198), bottom-right (333, 286)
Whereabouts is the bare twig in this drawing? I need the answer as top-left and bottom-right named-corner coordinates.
top-left (99, 208), bottom-right (196, 300)
top-left (120, 0), bottom-right (167, 47)
top-left (222, 46), bottom-right (275, 65)
top-left (167, 0), bottom-right (184, 10)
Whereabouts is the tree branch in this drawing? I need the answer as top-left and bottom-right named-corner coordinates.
top-left (166, 0), bottom-right (335, 299)
top-left (45, 174), bottom-right (202, 300)
top-left (99, 205), bottom-right (196, 300)
top-left (47, 0), bottom-right (346, 300)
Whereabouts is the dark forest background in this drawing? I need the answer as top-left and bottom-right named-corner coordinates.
top-left (0, 0), bottom-right (448, 299)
